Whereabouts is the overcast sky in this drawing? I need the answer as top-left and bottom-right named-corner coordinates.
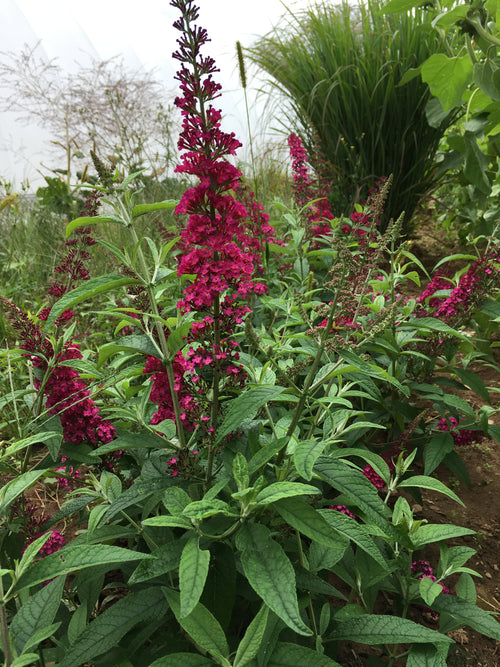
top-left (0, 0), bottom-right (312, 188)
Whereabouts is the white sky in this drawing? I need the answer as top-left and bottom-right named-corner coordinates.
top-left (0, 0), bottom-right (311, 188)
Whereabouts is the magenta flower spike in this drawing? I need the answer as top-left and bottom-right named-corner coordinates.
top-left (171, 0), bottom-right (269, 315)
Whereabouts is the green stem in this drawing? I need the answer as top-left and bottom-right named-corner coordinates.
top-left (205, 290), bottom-right (221, 489)
top-left (120, 511), bottom-right (159, 551)
top-left (276, 276), bottom-right (345, 466)
top-left (127, 220), bottom-right (187, 449)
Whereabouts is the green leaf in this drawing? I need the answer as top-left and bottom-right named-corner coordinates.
top-left (293, 439), bottom-right (328, 481)
top-left (215, 386), bottom-right (286, 444)
top-left (269, 642), bottom-right (341, 666)
top-left (10, 576), bottom-right (65, 653)
top-left (463, 131), bottom-right (491, 195)
top-left (233, 452), bottom-right (250, 491)
top-left (256, 482), bottom-right (320, 506)
top-left (142, 515), bottom-right (192, 529)
top-left (58, 586), bottom-right (167, 667)
top-left (421, 54), bottom-right (473, 110)
top-left (14, 545), bottom-right (153, 592)
top-left (313, 457), bottom-right (391, 525)
top-left (248, 437), bottom-right (288, 475)
top-left (407, 643), bottom-right (448, 666)
top-left (233, 603), bottom-right (269, 667)
top-left (179, 537), bottom-right (210, 618)
top-left (23, 622), bottom-right (61, 652)
top-left (456, 572), bottom-right (477, 604)
top-left (473, 61), bottom-right (500, 102)
top-left (454, 367), bottom-right (490, 403)
top-left (330, 614), bottom-right (453, 644)
top-left (419, 576), bottom-right (444, 606)
top-left (43, 274), bottom-right (142, 332)
top-left (163, 486), bottom-right (191, 515)
top-left (318, 509), bottom-right (388, 570)
top-left (424, 432), bottom-right (454, 476)
top-left (66, 214), bottom-right (126, 237)
top-left (129, 540), bottom-right (185, 584)
top-left (411, 524), bottom-right (475, 549)
top-left (102, 476), bottom-right (174, 522)
top-left (397, 476), bottom-right (464, 506)
top-left (132, 200), bottom-right (178, 218)
top-left (273, 497), bottom-right (349, 553)
top-left (339, 350), bottom-right (409, 396)
top-left (405, 317), bottom-right (469, 341)
top-left (164, 588), bottom-right (230, 660)
top-left (2, 431), bottom-right (62, 459)
top-left (147, 655), bottom-right (213, 666)
top-left (10, 655), bottom-right (42, 667)
top-left (97, 334), bottom-right (162, 367)
top-left (381, 0), bottom-right (421, 12)
top-left (0, 469), bottom-right (51, 515)
top-left (236, 523), bottom-right (312, 636)
top-left (182, 499), bottom-right (238, 520)
top-left (432, 594), bottom-right (500, 640)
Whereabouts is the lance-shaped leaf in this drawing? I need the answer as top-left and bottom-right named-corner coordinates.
top-left (329, 614), bottom-right (453, 644)
top-left (129, 540), bottom-right (185, 584)
top-left (179, 537), bottom-right (210, 618)
top-left (269, 642), bottom-right (341, 666)
top-left (318, 509), bottom-right (388, 570)
top-left (58, 586), bottom-right (167, 667)
top-left (431, 594), bottom-right (500, 640)
top-left (236, 523), bottom-right (312, 636)
top-left (411, 524), bottom-right (475, 549)
top-left (0, 469), bottom-right (51, 515)
top-left (255, 481), bottom-right (320, 506)
top-left (65, 214), bottom-right (126, 237)
top-left (132, 200), bottom-right (178, 218)
top-left (274, 497), bottom-right (349, 553)
top-left (233, 603), bottom-right (269, 667)
top-left (10, 576), bottom-right (65, 653)
top-left (164, 588), bottom-right (230, 661)
top-left (293, 439), bottom-right (329, 481)
top-left (215, 385), bottom-right (286, 444)
top-left (13, 545), bottom-right (153, 592)
top-left (397, 475), bottom-right (464, 506)
top-left (313, 457), bottom-right (393, 535)
top-left (43, 274), bottom-right (142, 332)
top-left (148, 655), bottom-right (213, 666)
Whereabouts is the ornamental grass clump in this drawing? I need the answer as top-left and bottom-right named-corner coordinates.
top-left (250, 0), bottom-right (458, 232)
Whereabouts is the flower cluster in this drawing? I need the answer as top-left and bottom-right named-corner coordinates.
top-left (167, 449), bottom-right (200, 479)
top-left (437, 416), bottom-right (484, 448)
top-left (55, 455), bottom-right (80, 488)
top-left (144, 315), bottom-right (247, 432)
top-left (172, 0), bottom-right (273, 315)
top-left (287, 132), bottom-right (334, 237)
top-left (46, 190), bottom-right (100, 304)
top-left (329, 504), bottom-right (357, 519)
top-left (418, 253), bottom-right (500, 325)
top-left (16, 503), bottom-right (66, 556)
top-left (0, 302), bottom-right (115, 448)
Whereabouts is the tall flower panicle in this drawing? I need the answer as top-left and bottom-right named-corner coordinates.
top-left (287, 132), bottom-right (334, 237)
top-left (171, 0), bottom-right (272, 315)
top-left (0, 188), bottom-right (116, 448)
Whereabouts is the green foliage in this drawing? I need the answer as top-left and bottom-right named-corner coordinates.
top-left (0, 7), bottom-right (500, 665)
top-left (249, 0), bottom-right (458, 230)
